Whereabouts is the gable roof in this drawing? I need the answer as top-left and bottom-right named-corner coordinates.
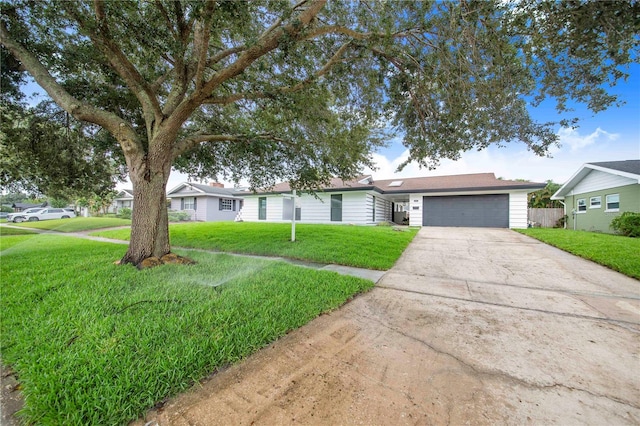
top-left (167, 182), bottom-right (239, 197)
top-left (245, 173), bottom-right (544, 195)
top-left (552, 160), bottom-right (640, 199)
top-left (115, 189), bottom-right (134, 199)
top-left (587, 160), bottom-right (640, 175)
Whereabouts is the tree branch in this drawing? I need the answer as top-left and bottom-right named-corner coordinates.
top-left (172, 132), bottom-right (291, 159)
top-left (194, 1), bottom-right (217, 90)
top-left (203, 41), bottom-right (354, 105)
top-left (165, 0), bottom-right (329, 133)
top-left (302, 25), bottom-right (419, 42)
top-left (66, 1), bottom-right (164, 133)
top-left (0, 21), bottom-right (142, 157)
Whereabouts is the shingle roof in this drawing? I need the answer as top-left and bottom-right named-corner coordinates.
top-left (167, 182), bottom-right (238, 197)
top-left (588, 160), bottom-right (640, 176)
top-left (251, 173), bottom-right (544, 194)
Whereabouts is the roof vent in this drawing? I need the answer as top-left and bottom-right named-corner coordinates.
top-left (388, 180), bottom-right (404, 187)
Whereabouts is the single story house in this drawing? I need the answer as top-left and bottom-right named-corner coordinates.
top-left (112, 189), bottom-right (134, 214)
top-left (11, 202), bottom-right (47, 212)
top-left (167, 182), bottom-right (243, 221)
top-left (551, 160), bottom-right (640, 233)
top-left (239, 173), bottom-right (544, 228)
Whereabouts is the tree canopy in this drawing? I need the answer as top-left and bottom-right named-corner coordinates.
top-left (528, 180), bottom-right (563, 208)
top-left (1, 0), bottom-right (637, 265)
top-left (0, 100), bottom-right (125, 200)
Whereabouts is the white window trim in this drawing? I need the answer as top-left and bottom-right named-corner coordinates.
top-left (184, 196), bottom-right (195, 210)
top-left (576, 198), bottom-right (587, 213)
top-left (605, 194), bottom-right (620, 212)
top-left (220, 199), bottom-right (233, 211)
top-left (589, 196), bottom-right (601, 209)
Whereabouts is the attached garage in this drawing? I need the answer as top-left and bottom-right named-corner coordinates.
top-left (422, 194), bottom-right (509, 228)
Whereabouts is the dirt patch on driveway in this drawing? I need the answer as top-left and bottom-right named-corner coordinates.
top-left (135, 228), bottom-right (640, 425)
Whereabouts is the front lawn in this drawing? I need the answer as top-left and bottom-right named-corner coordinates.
top-left (516, 228), bottom-right (640, 279)
top-left (10, 217), bottom-right (131, 232)
top-left (92, 222), bottom-right (418, 270)
top-left (0, 234), bottom-right (373, 424)
top-left (0, 226), bottom-right (37, 236)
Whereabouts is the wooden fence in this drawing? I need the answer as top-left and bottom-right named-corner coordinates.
top-left (528, 208), bottom-right (564, 228)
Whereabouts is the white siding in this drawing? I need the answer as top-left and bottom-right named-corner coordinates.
top-left (299, 191), bottom-right (368, 224)
top-left (509, 192), bottom-right (528, 229)
top-left (342, 192), bottom-right (368, 223)
top-left (243, 191), bottom-right (372, 224)
top-left (266, 196), bottom-right (284, 222)
top-left (409, 195), bottom-right (423, 227)
top-left (170, 198), bottom-right (181, 211)
top-left (241, 196), bottom-right (260, 221)
top-left (571, 170), bottom-right (636, 195)
top-left (374, 195), bottom-right (392, 222)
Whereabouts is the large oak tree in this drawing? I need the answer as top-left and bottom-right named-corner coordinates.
top-left (1, 0), bottom-right (637, 265)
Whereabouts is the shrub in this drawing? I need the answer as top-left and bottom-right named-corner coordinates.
top-left (610, 211), bottom-right (640, 237)
top-left (168, 210), bottom-right (191, 222)
top-left (0, 205), bottom-right (13, 213)
top-left (555, 215), bottom-right (568, 228)
top-left (118, 207), bottom-right (132, 220)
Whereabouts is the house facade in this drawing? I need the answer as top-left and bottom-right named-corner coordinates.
top-left (239, 173), bottom-right (544, 229)
top-left (167, 182), bottom-right (243, 222)
top-left (112, 189), bottom-right (134, 214)
top-left (552, 160), bottom-right (640, 233)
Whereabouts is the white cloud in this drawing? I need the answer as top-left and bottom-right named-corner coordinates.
top-left (557, 127), bottom-right (619, 151)
top-left (365, 126), bottom-right (635, 185)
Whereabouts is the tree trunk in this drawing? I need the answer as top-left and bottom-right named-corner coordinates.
top-left (121, 163), bottom-right (171, 266)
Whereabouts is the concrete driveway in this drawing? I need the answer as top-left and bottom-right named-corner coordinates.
top-left (138, 227), bottom-right (640, 425)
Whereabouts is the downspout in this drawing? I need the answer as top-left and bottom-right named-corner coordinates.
top-left (558, 200), bottom-right (566, 229)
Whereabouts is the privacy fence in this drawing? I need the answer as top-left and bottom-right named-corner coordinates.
top-left (528, 208), bottom-right (564, 228)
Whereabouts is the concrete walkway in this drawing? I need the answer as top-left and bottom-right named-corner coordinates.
top-left (134, 227), bottom-right (640, 425)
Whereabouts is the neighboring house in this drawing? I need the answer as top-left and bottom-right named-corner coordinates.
top-left (112, 189), bottom-right (134, 214)
top-left (12, 202), bottom-right (47, 212)
top-left (167, 182), bottom-right (243, 221)
top-left (239, 173), bottom-right (544, 228)
top-left (551, 160), bottom-right (640, 233)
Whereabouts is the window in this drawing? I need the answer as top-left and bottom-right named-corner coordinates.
top-left (589, 196), bottom-right (601, 208)
top-left (183, 197), bottom-right (195, 210)
top-left (577, 199), bottom-right (586, 212)
top-left (258, 197), bottom-right (267, 220)
top-left (331, 194), bottom-right (342, 222)
top-left (219, 199), bottom-right (233, 211)
top-left (372, 196), bottom-right (376, 221)
top-left (606, 194), bottom-right (620, 211)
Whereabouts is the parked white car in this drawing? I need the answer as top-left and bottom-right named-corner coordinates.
top-left (7, 208), bottom-right (45, 222)
top-left (13, 208), bottom-right (76, 222)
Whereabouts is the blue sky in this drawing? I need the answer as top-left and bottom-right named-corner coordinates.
top-left (363, 63), bottom-right (640, 185)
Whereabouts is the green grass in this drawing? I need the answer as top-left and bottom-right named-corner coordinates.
top-left (516, 228), bottom-right (640, 279)
top-left (10, 217), bottom-right (131, 232)
top-left (0, 226), bottom-right (37, 236)
top-left (0, 234), bottom-right (373, 425)
top-left (92, 222), bottom-right (418, 270)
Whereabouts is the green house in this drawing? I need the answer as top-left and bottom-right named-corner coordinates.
top-left (552, 160), bottom-right (640, 233)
